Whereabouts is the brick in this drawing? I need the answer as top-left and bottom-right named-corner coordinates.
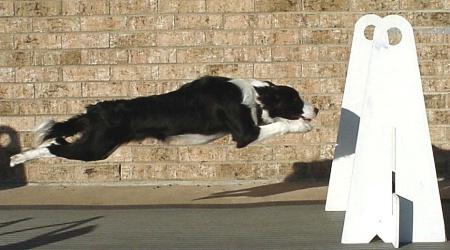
top-left (15, 34), bottom-right (62, 50)
top-left (62, 33), bottom-right (109, 49)
top-left (0, 101), bottom-right (19, 115)
top-left (0, 52), bottom-right (33, 67)
top-left (19, 99), bottom-right (68, 115)
top-left (110, 0), bottom-right (157, 14)
top-left (0, 83), bottom-right (34, 99)
top-left (35, 82), bottom-right (82, 98)
top-left (427, 110), bottom-right (450, 125)
top-left (417, 45), bottom-right (450, 60)
top-left (179, 146), bottom-right (227, 161)
top-left (425, 94), bottom-right (447, 109)
top-left (272, 13), bottom-right (319, 29)
top-left (302, 29), bottom-right (350, 45)
top-left (129, 48), bottom-right (176, 64)
top-left (33, 17), bottom-right (80, 32)
top-left (206, 64), bottom-right (254, 77)
top-left (16, 66), bottom-right (60, 83)
top-left (81, 49), bottom-right (128, 65)
top-left (255, 0), bottom-right (301, 12)
top-left (0, 116), bottom-right (35, 132)
top-left (0, 68), bottom-right (15, 83)
top-left (81, 16), bottom-right (127, 31)
top-left (0, 35), bottom-right (13, 50)
top-left (273, 145), bottom-right (321, 161)
top-left (15, 1), bottom-right (62, 16)
top-left (132, 146), bottom-right (179, 162)
top-left (227, 145), bottom-right (273, 161)
top-left (206, 0), bottom-right (254, 13)
top-left (254, 30), bottom-right (302, 45)
top-left (429, 127), bottom-right (448, 143)
top-left (27, 165), bottom-right (76, 183)
top-left (206, 30), bottom-right (252, 46)
top-left (0, 1), bottom-right (14, 16)
top-left (34, 50), bottom-right (82, 66)
top-left (306, 95), bottom-right (343, 111)
top-left (305, 0), bottom-right (350, 11)
top-left (350, 0), bottom-right (399, 11)
top-left (81, 82), bottom-right (130, 98)
top-left (254, 63), bottom-right (302, 79)
top-left (61, 0), bottom-right (80, 15)
top-left (414, 29), bottom-right (445, 44)
top-left (130, 81), bottom-right (180, 97)
top-left (319, 13), bottom-right (359, 29)
top-left (271, 46), bottom-right (319, 62)
top-left (127, 15), bottom-right (174, 30)
top-left (415, 12), bottom-right (450, 26)
top-left (224, 14), bottom-right (271, 30)
top-left (159, 0), bottom-right (205, 13)
top-left (213, 163), bottom-right (247, 179)
top-left (120, 164), bottom-right (165, 180)
top-left (63, 65), bottom-right (111, 82)
top-left (419, 61), bottom-right (444, 76)
top-left (157, 31), bottom-right (205, 46)
top-left (79, 0), bottom-right (109, 15)
top-left (422, 79), bottom-right (450, 93)
top-left (111, 65), bottom-right (158, 81)
top-left (177, 48), bottom-right (224, 63)
top-left (302, 62), bottom-right (347, 78)
top-left (159, 64), bottom-right (207, 80)
top-left (318, 46), bottom-right (350, 62)
top-left (175, 14), bottom-right (222, 29)
top-left (26, 164), bottom-right (120, 183)
top-left (0, 18), bottom-right (32, 33)
top-left (224, 47), bottom-right (271, 63)
top-left (401, 0), bottom-right (445, 10)
top-left (315, 110), bottom-right (340, 127)
top-left (274, 78), bottom-right (322, 94)
top-left (66, 99), bottom-right (99, 114)
top-left (320, 78), bottom-right (345, 94)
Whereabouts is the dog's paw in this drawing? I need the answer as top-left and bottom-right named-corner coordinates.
top-left (10, 153), bottom-right (26, 167)
top-left (286, 119), bottom-right (313, 133)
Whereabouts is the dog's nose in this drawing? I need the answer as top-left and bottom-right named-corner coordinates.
top-left (314, 108), bottom-right (319, 115)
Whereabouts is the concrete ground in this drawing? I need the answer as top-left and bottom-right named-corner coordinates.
top-left (1, 180), bottom-right (450, 249)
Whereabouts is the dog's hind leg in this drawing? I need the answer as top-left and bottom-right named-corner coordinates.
top-left (10, 144), bottom-right (58, 167)
top-left (45, 128), bottom-right (123, 162)
top-left (36, 115), bottom-right (87, 144)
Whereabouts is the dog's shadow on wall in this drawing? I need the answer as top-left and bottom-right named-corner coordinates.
top-left (0, 126), bottom-right (27, 187)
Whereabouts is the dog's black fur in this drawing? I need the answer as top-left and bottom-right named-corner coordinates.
top-left (10, 76), bottom-right (318, 166)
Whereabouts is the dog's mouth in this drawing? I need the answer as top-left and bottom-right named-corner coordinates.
top-left (301, 116), bottom-right (312, 123)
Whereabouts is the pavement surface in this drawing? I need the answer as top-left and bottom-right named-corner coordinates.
top-left (1, 180), bottom-right (450, 249)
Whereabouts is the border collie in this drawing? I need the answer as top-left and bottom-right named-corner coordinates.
top-left (10, 76), bottom-right (318, 167)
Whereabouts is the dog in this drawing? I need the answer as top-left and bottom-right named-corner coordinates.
top-left (10, 76), bottom-right (318, 167)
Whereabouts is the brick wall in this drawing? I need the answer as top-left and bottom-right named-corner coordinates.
top-left (0, 0), bottom-right (449, 183)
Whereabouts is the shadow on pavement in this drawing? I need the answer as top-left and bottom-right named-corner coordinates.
top-left (0, 216), bottom-right (102, 250)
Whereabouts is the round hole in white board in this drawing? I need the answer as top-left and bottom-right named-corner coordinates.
top-left (364, 25), bottom-right (375, 41)
top-left (388, 27), bottom-right (402, 45)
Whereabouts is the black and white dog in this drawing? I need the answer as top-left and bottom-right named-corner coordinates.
top-left (10, 76), bottom-right (318, 167)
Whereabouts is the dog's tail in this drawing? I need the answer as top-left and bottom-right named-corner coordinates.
top-left (35, 115), bottom-right (87, 144)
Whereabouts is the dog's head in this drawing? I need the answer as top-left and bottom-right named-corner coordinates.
top-left (255, 82), bottom-right (318, 123)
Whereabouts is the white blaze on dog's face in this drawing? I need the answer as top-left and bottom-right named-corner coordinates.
top-left (301, 102), bottom-right (318, 122)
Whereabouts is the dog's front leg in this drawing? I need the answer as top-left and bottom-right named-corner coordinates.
top-left (254, 119), bottom-right (312, 143)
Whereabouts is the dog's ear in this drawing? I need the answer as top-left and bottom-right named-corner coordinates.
top-left (255, 86), bottom-right (281, 106)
